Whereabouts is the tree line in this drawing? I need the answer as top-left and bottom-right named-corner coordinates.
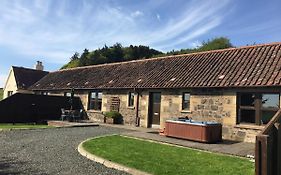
top-left (61, 37), bottom-right (233, 69)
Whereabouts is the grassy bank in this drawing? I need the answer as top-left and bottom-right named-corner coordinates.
top-left (83, 135), bottom-right (254, 175)
top-left (0, 123), bottom-right (53, 129)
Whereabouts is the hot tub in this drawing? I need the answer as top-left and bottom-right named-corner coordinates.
top-left (164, 119), bottom-right (222, 143)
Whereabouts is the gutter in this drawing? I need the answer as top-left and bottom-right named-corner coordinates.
top-left (134, 89), bottom-right (140, 127)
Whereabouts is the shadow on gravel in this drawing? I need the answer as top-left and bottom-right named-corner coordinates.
top-left (0, 157), bottom-right (39, 175)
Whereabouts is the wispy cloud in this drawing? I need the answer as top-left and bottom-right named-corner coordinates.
top-left (144, 0), bottom-right (230, 49)
top-left (0, 0), bottom-right (231, 64)
top-left (190, 40), bottom-right (203, 48)
top-left (156, 14), bottom-right (161, 21)
top-left (131, 10), bottom-right (144, 18)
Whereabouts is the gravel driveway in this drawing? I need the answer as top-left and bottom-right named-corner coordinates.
top-left (0, 126), bottom-right (129, 175)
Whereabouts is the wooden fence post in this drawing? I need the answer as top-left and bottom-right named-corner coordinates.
top-left (277, 124), bottom-right (281, 175)
top-left (255, 137), bottom-right (261, 175)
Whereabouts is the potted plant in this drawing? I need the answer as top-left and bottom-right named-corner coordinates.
top-left (104, 111), bottom-right (123, 124)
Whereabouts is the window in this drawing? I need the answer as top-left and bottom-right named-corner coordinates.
top-left (64, 92), bottom-right (71, 97)
top-left (88, 91), bottom-right (102, 111)
top-left (238, 93), bottom-right (280, 125)
top-left (261, 94), bottom-right (279, 124)
top-left (7, 91), bottom-right (13, 97)
top-left (182, 92), bottom-right (190, 111)
top-left (239, 93), bottom-right (256, 123)
top-left (128, 92), bottom-right (134, 107)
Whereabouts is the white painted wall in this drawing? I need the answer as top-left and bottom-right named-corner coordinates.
top-left (3, 68), bottom-right (17, 99)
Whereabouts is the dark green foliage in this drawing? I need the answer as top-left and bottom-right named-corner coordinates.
top-left (104, 111), bottom-right (123, 119)
top-left (70, 52), bottom-right (79, 61)
top-left (79, 49), bottom-right (90, 66)
top-left (199, 37), bottom-right (233, 51)
top-left (61, 37), bottom-right (233, 69)
top-left (164, 37), bottom-right (233, 56)
top-left (124, 45), bottom-right (163, 61)
top-left (62, 43), bottom-right (162, 69)
top-left (104, 111), bottom-right (123, 124)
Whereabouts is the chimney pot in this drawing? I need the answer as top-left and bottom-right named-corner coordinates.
top-left (34, 61), bottom-right (44, 71)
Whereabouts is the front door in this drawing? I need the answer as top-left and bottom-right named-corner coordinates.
top-left (148, 92), bottom-right (161, 127)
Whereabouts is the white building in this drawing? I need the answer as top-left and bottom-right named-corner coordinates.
top-left (3, 61), bottom-right (48, 99)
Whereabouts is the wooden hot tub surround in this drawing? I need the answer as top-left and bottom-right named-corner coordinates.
top-left (164, 120), bottom-right (222, 143)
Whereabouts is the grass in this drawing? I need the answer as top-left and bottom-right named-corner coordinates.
top-left (83, 135), bottom-right (254, 175)
top-left (0, 123), bottom-right (53, 129)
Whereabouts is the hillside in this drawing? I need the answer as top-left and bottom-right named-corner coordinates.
top-left (61, 37), bottom-right (233, 69)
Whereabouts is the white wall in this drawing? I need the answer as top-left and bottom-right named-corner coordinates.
top-left (3, 68), bottom-right (17, 99)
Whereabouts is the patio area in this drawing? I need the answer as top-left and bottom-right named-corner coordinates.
top-left (102, 123), bottom-right (255, 158)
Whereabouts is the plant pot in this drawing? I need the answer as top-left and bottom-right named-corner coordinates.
top-left (105, 117), bottom-right (114, 124)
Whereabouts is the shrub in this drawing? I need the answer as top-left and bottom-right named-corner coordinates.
top-left (104, 111), bottom-right (123, 124)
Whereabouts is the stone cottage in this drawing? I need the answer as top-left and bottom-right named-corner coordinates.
top-left (30, 42), bottom-right (281, 142)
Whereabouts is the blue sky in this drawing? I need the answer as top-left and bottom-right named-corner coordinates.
top-left (0, 0), bottom-right (281, 87)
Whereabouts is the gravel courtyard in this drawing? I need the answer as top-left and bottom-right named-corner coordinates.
top-left (0, 126), bottom-right (129, 175)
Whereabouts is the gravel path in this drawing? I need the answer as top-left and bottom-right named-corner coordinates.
top-left (0, 126), bottom-right (129, 175)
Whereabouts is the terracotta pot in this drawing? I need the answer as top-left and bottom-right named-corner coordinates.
top-left (105, 117), bottom-right (114, 124)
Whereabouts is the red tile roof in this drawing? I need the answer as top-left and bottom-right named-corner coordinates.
top-left (12, 66), bottom-right (49, 89)
top-left (30, 42), bottom-right (281, 90)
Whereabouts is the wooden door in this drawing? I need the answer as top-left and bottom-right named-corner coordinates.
top-left (148, 92), bottom-right (161, 127)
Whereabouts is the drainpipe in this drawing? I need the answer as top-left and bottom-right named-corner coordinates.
top-left (135, 89), bottom-right (140, 127)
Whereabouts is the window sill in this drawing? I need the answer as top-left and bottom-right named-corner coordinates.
top-left (234, 124), bottom-right (264, 130)
top-left (87, 110), bottom-right (103, 114)
top-left (127, 106), bottom-right (135, 109)
top-left (181, 110), bottom-right (191, 113)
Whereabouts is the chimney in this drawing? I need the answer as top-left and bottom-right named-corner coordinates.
top-left (34, 61), bottom-right (44, 71)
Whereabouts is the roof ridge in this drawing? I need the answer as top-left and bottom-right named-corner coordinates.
top-left (54, 41), bottom-right (281, 73)
top-left (12, 66), bottom-right (49, 73)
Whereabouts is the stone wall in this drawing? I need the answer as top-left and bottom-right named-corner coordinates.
top-left (223, 125), bottom-right (262, 143)
top-left (45, 89), bottom-right (261, 142)
top-left (160, 90), bottom-right (184, 129)
top-left (48, 90), bottom-right (138, 124)
top-left (158, 90), bottom-right (236, 128)
top-left (190, 91), bottom-right (236, 126)
top-left (139, 92), bottom-right (149, 128)
top-left (102, 90), bottom-right (136, 125)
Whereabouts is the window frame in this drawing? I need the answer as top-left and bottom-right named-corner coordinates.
top-left (128, 92), bottom-right (135, 107)
top-left (7, 91), bottom-right (13, 97)
top-left (88, 91), bottom-right (102, 111)
top-left (238, 92), bottom-right (280, 125)
top-left (182, 92), bottom-right (191, 111)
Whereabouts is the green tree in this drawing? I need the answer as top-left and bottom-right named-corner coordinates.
top-left (79, 48), bottom-right (90, 66)
top-left (199, 37), bottom-right (233, 51)
top-left (61, 38), bottom-right (233, 69)
top-left (70, 52), bottom-right (80, 61)
top-left (110, 43), bottom-right (124, 62)
top-left (166, 37), bottom-right (233, 56)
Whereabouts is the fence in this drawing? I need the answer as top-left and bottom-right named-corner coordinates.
top-left (0, 93), bottom-right (84, 123)
top-left (255, 109), bottom-right (281, 175)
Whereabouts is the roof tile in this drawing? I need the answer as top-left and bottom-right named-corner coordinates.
top-left (30, 42), bottom-right (281, 90)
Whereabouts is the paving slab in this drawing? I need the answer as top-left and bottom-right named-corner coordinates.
top-left (47, 120), bottom-right (99, 127)
top-left (100, 123), bottom-right (255, 157)
top-left (122, 130), bottom-right (255, 157)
